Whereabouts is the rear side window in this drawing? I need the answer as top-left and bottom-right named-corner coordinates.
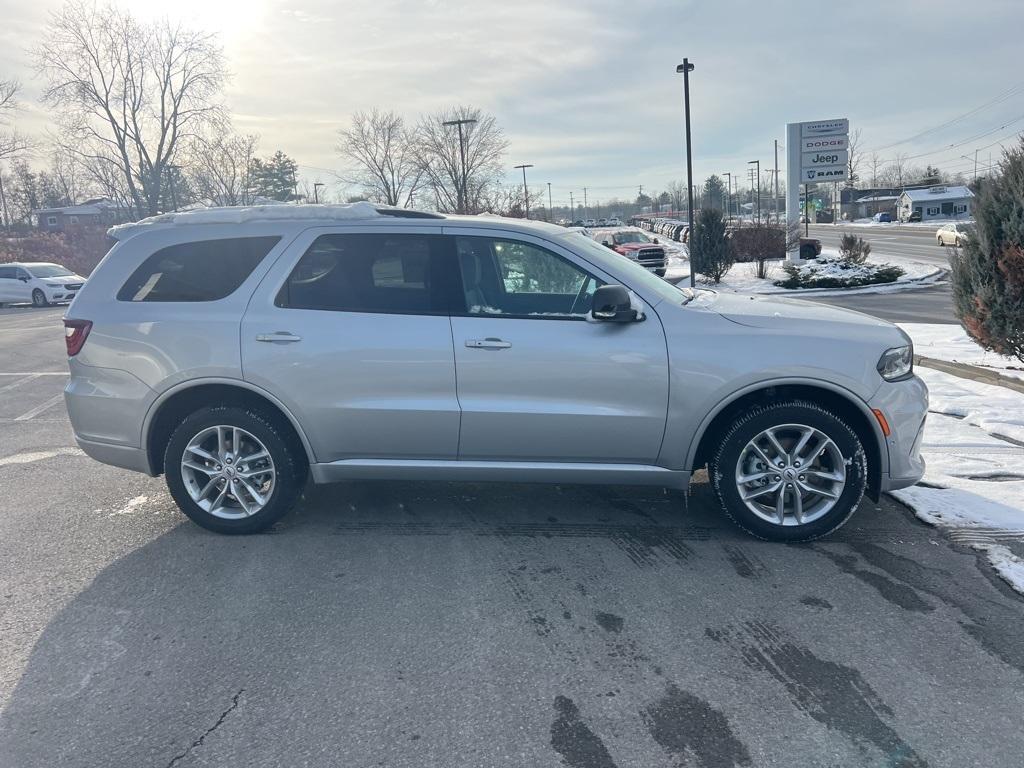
top-left (117, 237), bottom-right (280, 302)
top-left (277, 233), bottom-right (450, 314)
top-left (0, 267), bottom-right (15, 279)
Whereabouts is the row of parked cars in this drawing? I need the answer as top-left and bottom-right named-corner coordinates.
top-left (632, 217), bottom-right (690, 243)
top-left (566, 217), bottom-right (624, 228)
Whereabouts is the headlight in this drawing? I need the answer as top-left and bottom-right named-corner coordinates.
top-left (878, 345), bottom-right (913, 381)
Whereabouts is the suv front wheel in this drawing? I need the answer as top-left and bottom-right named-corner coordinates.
top-left (164, 405), bottom-right (304, 534)
top-left (711, 400), bottom-right (866, 541)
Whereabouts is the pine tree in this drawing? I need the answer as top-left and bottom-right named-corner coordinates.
top-left (702, 175), bottom-right (726, 211)
top-left (950, 139), bottom-right (1024, 362)
top-left (691, 207), bottom-right (733, 283)
top-left (249, 151), bottom-right (299, 202)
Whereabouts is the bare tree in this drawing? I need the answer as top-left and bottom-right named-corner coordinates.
top-left (337, 110), bottom-right (422, 207)
top-left (35, 2), bottom-right (227, 217)
top-left (868, 151), bottom-right (882, 188)
top-left (845, 128), bottom-right (862, 188)
top-left (416, 106), bottom-right (508, 214)
top-left (188, 132), bottom-right (259, 206)
top-left (0, 79), bottom-right (32, 162)
top-left (666, 180), bottom-right (687, 213)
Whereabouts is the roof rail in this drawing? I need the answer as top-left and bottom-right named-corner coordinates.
top-left (374, 207), bottom-right (446, 219)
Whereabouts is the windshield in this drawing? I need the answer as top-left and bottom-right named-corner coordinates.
top-left (613, 231), bottom-right (651, 244)
top-left (27, 264), bottom-right (74, 278)
top-left (562, 233), bottom-right (688, 306)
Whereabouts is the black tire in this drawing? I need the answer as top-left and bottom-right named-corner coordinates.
top-left (32, 289), bottom-right (48, 307)
top-left (164, 405), bottom-right (304, 534)
top-left (710, 399), bottom-right (867, 542)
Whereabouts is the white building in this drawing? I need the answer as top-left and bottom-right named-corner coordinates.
top-left (897, 185), bottom-right (974, 222)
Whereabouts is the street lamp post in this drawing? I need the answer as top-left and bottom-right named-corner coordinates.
top-left (514, 164), bottom-right (534, 218)
top-left (676, 58), bottom-right (696, 288)
top-left (748, 160), bottom-right (760, 223)
top-left (569, 191), bottom-right (574, 221)
top-left (313, 182), bottom-right (325, 204)
top-left (443, 117), bottom-right (478, 213)
top-left (547, 182), bottom-right (553, 222)
top-left (722, 172), bottom-right (732, 218)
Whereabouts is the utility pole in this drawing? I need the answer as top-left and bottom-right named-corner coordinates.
top-left (443, 117), bottom-right (477, 213)
top-left (723, 172), bottom-right (732, 218)
top-left (569, 191), bottom-right (574, 220)
top-left (313, 182), bottom-right (324, 204)
top-left (748, 160), bottom-right (760, 223)
top-left (547, 182), bottom-right (552, 221)
top-left (514, 164), bottom-right (534, 218)
top-left (773, 140), bottom-right (780, 223)
top-left (583, 187), bottom-right (588, 219)
top-left (676, 57), bottom-right (696, 289)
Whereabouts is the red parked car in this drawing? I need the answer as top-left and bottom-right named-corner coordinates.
top-left (596, 229), bottom-right (667, 276)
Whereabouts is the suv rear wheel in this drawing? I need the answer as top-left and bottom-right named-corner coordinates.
top-left (164, 405), bottom-right (303, 534)
top-left (711, 400), bottom-right (866, 542)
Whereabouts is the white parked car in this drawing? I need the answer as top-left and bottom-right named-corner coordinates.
top-left (0, 262), bottom-right (87, 307)
top-left (607, 217), bottom-right (623, 227)
top-left (584, 218), bottom-right (596, 227)
top-left (936, 223), bottom-right (970, 247)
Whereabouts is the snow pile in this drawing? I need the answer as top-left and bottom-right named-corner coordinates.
top-left (773, 253), bottom-right (904, 290)
top-left (900, 323), bottom-right (1024, 381)
top-left (889, 367), bottom-right (1024, 593)
top-left (109, 202), bottom-right (382, 237)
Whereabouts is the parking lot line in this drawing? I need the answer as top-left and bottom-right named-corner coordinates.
top-left (13, 394), bottom-right (66, 421)
top-left (0, 374), bottom-right (42, 394)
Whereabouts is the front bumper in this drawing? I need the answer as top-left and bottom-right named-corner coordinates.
top-left (869, 374), bottom-right (928, 490)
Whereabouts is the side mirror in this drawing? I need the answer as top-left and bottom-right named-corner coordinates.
top-left (602, 240), bottom-right (614, 249)
top-left (591, 284), bottom-right (639, 322)
top-left (19, 276), bottom-right (30, 282)
top-left (653, 238), bottom-right (660, 244)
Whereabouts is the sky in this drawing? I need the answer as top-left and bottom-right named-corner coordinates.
top-left (2, 0), bottom-right (1023, 208)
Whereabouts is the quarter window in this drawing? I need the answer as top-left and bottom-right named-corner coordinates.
top-left (456, 236), bottom-right (602, 318)
top-left (117, 236), bottom-right (280, 302)
top-left (278, 233), bottom-right (448, 314)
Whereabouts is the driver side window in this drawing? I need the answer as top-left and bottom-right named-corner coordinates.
top-left (455, 236), bottom-right (602, 319)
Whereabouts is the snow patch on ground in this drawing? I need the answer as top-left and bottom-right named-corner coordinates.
top-left (900, 323), bottom-right (1024, 382)
top-left (983, 545), bottom-right (1024, 595)
top-left (0, 447), bottom-right (85, 467)
top-left (888, 367), bottom-right (1024, 593)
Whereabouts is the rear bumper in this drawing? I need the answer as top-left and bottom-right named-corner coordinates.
top-left (74, 435), bottom-right (155, 476)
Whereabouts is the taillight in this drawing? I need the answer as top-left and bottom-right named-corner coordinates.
top-left (63, 319), bottom-right (92, 356)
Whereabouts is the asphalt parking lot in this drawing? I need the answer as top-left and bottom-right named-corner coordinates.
top-left (1, 304), bottom-right (1023, 767)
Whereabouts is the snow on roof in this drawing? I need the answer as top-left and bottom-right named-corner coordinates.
top-left (35, 204), bottom-right (104, 215)
top-left (855, 194), bottom-right (900, 203)
top-left (900, 185), bottom-right (974, 202)
top-left (108, 201), bottom-right (382, 239)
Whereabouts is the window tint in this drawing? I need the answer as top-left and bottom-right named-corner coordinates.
top-left (278, 233), bottom-right (448, 314)
top-left (456, 236), bottom-right (602, 318)
top-left (117, 237), bottom-right (280, 302)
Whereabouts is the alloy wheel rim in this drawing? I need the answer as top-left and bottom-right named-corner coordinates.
top-left (180, 425), bottom-right (275, 519)
top-left (734, 423), bottom-right (846, 527)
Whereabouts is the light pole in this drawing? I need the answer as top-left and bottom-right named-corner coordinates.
top-left (443, 117), bottom-right (478, 213)
top-left (676, 58), bottom-right (696, 288)
top-left (583, 187), bottom-right (588, 220)
top-left (313, 182), bottom-right (325, 204)
top-left (514, 164), bottom-right (534, 218)
top-left (773, 140), bottom-right (780, 223)
top-left (569, 191), bottom-right (574, 221)
top-left (960, 151), bottom-right (979, 182)
top-left (547, 182), bottom-right (553, 221)
top-left (723, 172), bottom-right (732, 218)
top-left (748, 160), bottom-right (760, 223)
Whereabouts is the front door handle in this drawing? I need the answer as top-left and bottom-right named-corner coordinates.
top-left (256, 332), bottom-right (302, 343)
top-left (465, 337), bottom-right (512, 350)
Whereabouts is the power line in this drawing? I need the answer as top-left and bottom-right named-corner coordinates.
top-left (867, 81), bottom-right (1024, 153)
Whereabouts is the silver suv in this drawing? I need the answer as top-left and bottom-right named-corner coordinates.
top-left (64, 204), bottom-right (927, 540)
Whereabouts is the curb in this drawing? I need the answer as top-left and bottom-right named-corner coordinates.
top-left (915, 355), bottom-right (1024, 395)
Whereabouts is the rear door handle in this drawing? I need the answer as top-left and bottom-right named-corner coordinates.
top-left (465, 337), bottom-right (512, 350)
top-left (256, 332), bottom-right (302, 343)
